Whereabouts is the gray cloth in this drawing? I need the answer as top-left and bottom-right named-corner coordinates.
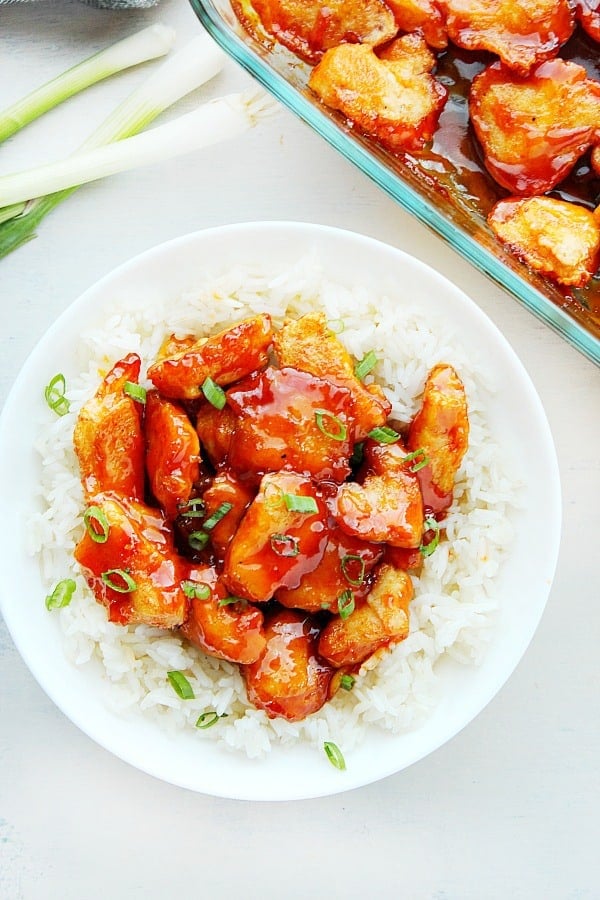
top-left (0, 0), bottom-right (159, 7)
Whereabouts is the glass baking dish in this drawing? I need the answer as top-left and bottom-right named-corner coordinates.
top-left (189, 0), bottom-right (600, 366)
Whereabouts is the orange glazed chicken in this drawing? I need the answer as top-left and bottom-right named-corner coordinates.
top-left (72, 313), bottom-right (470, 723)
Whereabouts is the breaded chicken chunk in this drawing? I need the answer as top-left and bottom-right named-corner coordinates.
top-left (145, 390), bottom-right (201, 521)
top-left (470, 59), bottom-right (600, 195)
top-left (574, 0), bottom-right (600, 43)
top-left (232, 0), bottom-right (398, 64)
top-left (309, 35), bottom-right (447, 153)
top-left (272, 312), bottom-right (391, 439)
top-left (385, 0), bottom-right (447, 49)
top-left (444, 0), bottom-right (574, 75)
top-left (488, 196), bottom-right (600, 288)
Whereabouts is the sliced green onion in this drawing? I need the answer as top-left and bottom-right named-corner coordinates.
top-left (167, 670), bottom-right (195, 700)
top-left (314, 409), bottom-right (347, 442)
top-left (201, 376), bottom-right (227, 410)
top-left (101, 568), bottom-right (137, 593)
top-left (368, 425), bottom-right (400, 444)
top-left (340, 674), bottom-right (355, 691)
top-left (188, 531), bottom-right (210, 551)
top-left (218, 596), bottom-right (245, 607)
top-left (420, 516), bottom-right (441, 558)
top-left (402, 448), bottom-right (430, 473)
top-left (341, 554), bottom-right (366, 587)
top-left (45, 578), bottom-right (76, 610)
top-left (83, 505), bottom-right (110, 544)
top-left (270, 533), bottom-right (300, 557)
top-left (44, 373), bottom-right (70, 416)
top-left (350, 442), bottom-right (364, 468)
top-left (123, 381), bottom-right (147, 403)
top-left (324, 741), bottom-right (346, 771)
top-left (196, 711), bottom-right (226, 729)
top-left (338, 589), bottom-right (355, 620)
top-left (354, 350), bottom-right (377, 381)
top-left (202, 501), bottom-right (233, 531)
top-left (327, 318), bottom-right (345, 334)
top-left (263, 482), bottom-right (285, 510)
top-left (178, 498), bottom-right (205, 518)
top-left (283, 493), bottom-right (318, 514)
top-left (181, 580), bottom-right (211, 600)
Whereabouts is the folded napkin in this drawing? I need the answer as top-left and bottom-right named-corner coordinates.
top-left (1, 0), bottom-right (159, 7)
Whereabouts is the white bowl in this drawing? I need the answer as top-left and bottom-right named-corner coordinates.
top-left (0, 222), bottom-right (561, 801)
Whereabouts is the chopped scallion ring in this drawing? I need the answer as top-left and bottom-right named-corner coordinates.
top-left (83, 505), bottom-right (110, 544)
top-left (314, 409), bottom-right (347, 442)
top-left (44, 373), bottom-right (70, 416)
top-left (337, 589), bottom-right (355, 620)
top-left (123, 381), bottom-right (147, 403)
top-left (201, 376), bottom-right (226, 410)
top-left (340, 674), bottom-right (355, 691)
top-left (350, 442), bottom-right (364, 468)
top-left (263, 482), bottom-right (285, 510)
top-left (178, 498), bottom-right (205, 518)
top-left (188, 531), bottom-right (210, 551)
top-left (218, 596), bottom-right (245, 607)
top-left (283, 493), bottom-right (318, 514)
top-left (270, 533), bottom-right (300, 557)
top-left (181, 580), bottom-right (211, 600)
top-left (341, 554), bottom-right (365, 587)
top-left (324, 741), bottom-right (346, 771)
top-left (327, 318), bottom-right (345, 334)
top-left (354, 350), bottom-right (377, 381)
top-left (167, 670), bottom-right (195, 700)
top-left (202, 502), bottom-right (233, 531)
top-left (101, 568), bottom-right (137, 593)
top-left (196, 711), bottom-right (225, 729)
top-left (419, 516), bottom-right (440, 558)
top-left (367, 425), bottom-right (400, 444)
top-left (45, 578), bottom-right (76, 610)
top-left (401, 448), bottom-right (430, 473)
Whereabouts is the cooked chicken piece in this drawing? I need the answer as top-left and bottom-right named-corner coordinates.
top-left (272, 312), bottom-right (391, 440)
top-left (444, 0), bottom-right (574, 75)
top-left (277, 522), bottom-right (383, 613)
top-left (488, 196), bottom-right (600, 288)
top-left (226, 366), bottom-right (353, 482)
top-left (147, 314), bottom-right (273, 400)
top-left (241, 609), bottom-right (334, 721)
top-left (155, 332), bottom-right (196, 362)
top-left (200, 470), bottom-right (256, 560)
top-left (407, 363), bottom-right (469, 499)
top-left (180, 564), bottom-right (266, 665)
top-left (145, 390), bottom-right (201, 521)
top-left (309, 36), bottom-right (448, 153)
top-left (74, 493), bottom-right (187, 627)
top-left (195, 403), bottom-right (237, 469)
top-left (73, 353), bottom-right (144, 501)
top-left (334, 439), bottom-right (424, 547)
top-left (232, 0), bottom-right (398, 64)
top-left (574, 0), bottom-right (600, 43)
top-left (224, 471), bottom-right (328, 602)
top-left (384, 0), bottom-right (447, 49)
top-left (318, 564), bottom-right (413, 667)
top-left (470, 59), bottom-right (600, 195)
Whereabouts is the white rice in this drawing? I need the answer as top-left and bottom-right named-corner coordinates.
top-left (28, 256), bottom-right (520, 758)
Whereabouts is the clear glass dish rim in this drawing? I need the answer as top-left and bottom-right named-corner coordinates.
top-left (190, 0), bottom-right (600, 367)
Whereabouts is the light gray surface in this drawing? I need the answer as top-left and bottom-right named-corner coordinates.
top-left (1, 4), bottom-right (599, 898)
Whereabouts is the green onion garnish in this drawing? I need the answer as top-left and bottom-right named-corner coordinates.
top-left (201, 376), bottom-right (226, 410)
top-left (402, 448), bottom-right (430, 473)
top-left (341, 554), bottom-right (366, 587)
top-left (167, 670), bottom-right (195, 700)
top-left (44, 373), bottom-right (70, 416)
top-left (338, 589), bottom-right (355, 620)
top-left (419, 516), bottom-right (440, 558)
top-left (83, 505), bottom-right (110, 544)
top-left (350, 442), bottom-right (364, 468)
top-left (218, 596), bottom-right (245, 607)
top-left (202, 502), bottom-right (233, 531)
top-left (270, 533), bottom-right (300, 557)
top-left (196, 711), bottom-right (225, 729)
top-left (123, 381), bottom-right (147, 403)
top-left (314, 409), bottom-right (347, 442)
top-left (354, 350), bottom-right (377, 381)
top-left (283, 493), bottom-right (318, 514)
top-left (45, 578), bottom-right (76, 610)
top-left (188, 531), bottom-right (210, 551)
top-left (340, 674), bottom-right (355, 691)
top-left (101, 568), bottom-right (137, 593)
top-left (178, 498), bottom-right (205, 518)
top-left (328, 318), bottom-right (345, 334)
top-left (324, 741), bottom-right (346, 771)
top-left (368, 425), bottom-right (400, 444)
top-left (181, 580), bottom-right (211, 600)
